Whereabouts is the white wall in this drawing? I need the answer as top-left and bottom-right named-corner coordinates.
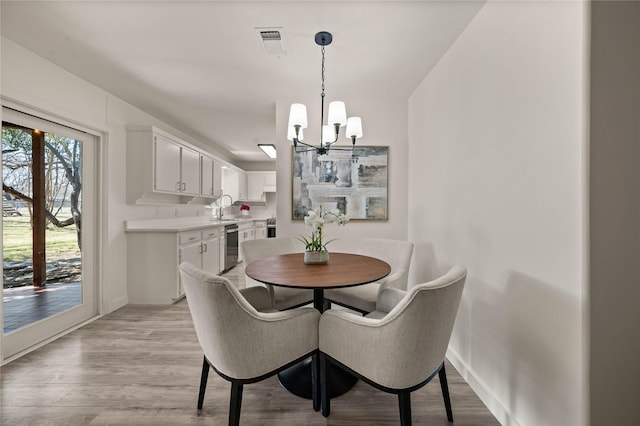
top-left (275, 97), bottom-right (409, 252)
top-left (408, 2), bottom-right (587, 425)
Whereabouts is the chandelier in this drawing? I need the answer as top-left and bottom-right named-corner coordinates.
top-left (287, 31), bottom-right (363, 155)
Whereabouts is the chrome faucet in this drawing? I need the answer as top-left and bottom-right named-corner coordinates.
top-left (218, 194), bottom-right (233, 220)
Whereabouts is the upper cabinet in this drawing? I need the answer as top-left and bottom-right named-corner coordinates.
top-left (264, 172), bottom-right (276, 192)
top-left (221, 167), bottom-right (247, 201)
top-left (126, 126), bottom-right (273, 205)
top-left (238, 170), bottom-right (247, 201)
top-left (200, 155), bottom-right (222, 198)
top-left (126, 126), bottom-right (218, 204)
top-left (246, 172), bottom-right (277, 201)
top-left (154, 134), bottom-right (199, 196)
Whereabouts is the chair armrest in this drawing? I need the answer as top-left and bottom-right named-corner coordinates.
top-left (245, 275), bottom-right (276, 305)
top-left (377, 269), bottom-right (409, 291)
top-left (376, 287), bottom-right (406, 314)
top-left (239, 286), bottom-right (273, 311)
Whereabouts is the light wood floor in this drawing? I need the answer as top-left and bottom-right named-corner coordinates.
top-left (1, 264), bottom-right (499, 425)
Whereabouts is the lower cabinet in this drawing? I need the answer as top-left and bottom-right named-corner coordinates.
top-left (127, 226), bottom-right (222, 304)
top-left (237, 222), bottom-right (255, 262)
top-left (201, 228), bottom-right (221, 274)
top-left (254, 220), bottom-right (267, 239)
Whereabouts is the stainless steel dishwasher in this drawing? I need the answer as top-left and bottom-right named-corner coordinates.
top-left (224, 223), bottom-right (239, 271)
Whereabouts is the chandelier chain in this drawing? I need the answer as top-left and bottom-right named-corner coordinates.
top-left (320, 44), bottom-right (326, 144)
top-left (321, 45), bottom-right (326, 97)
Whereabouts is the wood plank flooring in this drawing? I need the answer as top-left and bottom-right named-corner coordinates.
top-left (0, 264), bottom-right (499, 425)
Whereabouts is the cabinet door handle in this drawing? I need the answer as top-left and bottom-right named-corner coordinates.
top-left (175, 181), bottom-right (181, 191)
top-left (182, 182), bottom-right (186, 191)
top-left (203, 243), bottom-right (208, 253)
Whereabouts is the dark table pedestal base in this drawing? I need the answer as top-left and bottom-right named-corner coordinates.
top-left (277, 357), bottom-right (357, 399)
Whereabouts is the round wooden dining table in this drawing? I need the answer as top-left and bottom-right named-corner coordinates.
top-left (245, 252), bottom-right (391, 399)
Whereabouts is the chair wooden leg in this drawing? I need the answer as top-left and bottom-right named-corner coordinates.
top-left (229, 382), bottom-right (243, 426)
top-left (312, 352), bottom-right (320, 411)
top-left (197, 356), bottom-right (210, 410)
top-left (398, 391), bottom-right (412, 426)
top-left (438, 362), bottom-right (454, 422)
top-left (320, 354), bottom-right (330, 417)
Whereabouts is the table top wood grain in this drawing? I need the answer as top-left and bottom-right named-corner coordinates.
top-left (245, 253), bottom-right (391, 289)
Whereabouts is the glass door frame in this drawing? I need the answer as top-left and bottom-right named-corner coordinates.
top-left (1, 106), bottom-right (102, 362)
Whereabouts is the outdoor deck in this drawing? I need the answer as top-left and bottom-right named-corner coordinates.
top-left (2, 282), bottom-right (82, 333)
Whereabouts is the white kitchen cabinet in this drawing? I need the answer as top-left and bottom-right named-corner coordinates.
top-left (154, 134), bottom-right (182, 193)
top-left (213, 160), bottom-right (222, 198)
top-left (178, 231), bottom-right (202, 298)
top-left (247, 172), bottom-right (264, 200)
top-left (200, 155), bottom-right (223, 198)
top-left (254, 220), bottom-right (267, 239)
top-left (238, 171), bottom-right (247, 201)
top-left (126, 226), bottom-right (224, 304)
top-left (237, 221), bottom-right (255, 262)
top-left (201, 228), bottom-right (221, 275)
top-left (264, 172), bottom-right (276, 188)
top-left (179, 228), bottom-right (220, 276)
top-left (247, 172), bottom-right (276, 201)
top-left (201, 154), bottom-right (213, 196)
top-left (222, 168), bottom-right (238, 200)
top-left (221, 167), bottom-right (248, 201)
top-left (126, 126), bottom-right (204, 203)
top-left (152, 133), bottom-right (199, 196)
top-left (180, 146), bottom-right (200, 196)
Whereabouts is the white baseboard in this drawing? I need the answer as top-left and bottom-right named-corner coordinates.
top-left (446, 348), bottom-right (520, 426)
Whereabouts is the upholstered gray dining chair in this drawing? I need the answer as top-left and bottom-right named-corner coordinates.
top-left (241, 237), bottom-right (313, 310)
top-left (324, 238), bottom-right (414, 314)
top-left (178, 262), bottom-right (321, 425)
top-left (319, 265), bottom-right (467, 425)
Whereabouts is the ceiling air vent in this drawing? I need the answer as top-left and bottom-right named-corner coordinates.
top-left (255, 27), bottom-right (287, 56)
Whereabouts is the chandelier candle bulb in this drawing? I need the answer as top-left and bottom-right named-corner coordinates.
top-left (288, 103), bottom-right (308, 128)
top-left (346, 117), bottom-right (363, 141)
top-left (328, 101), bottom-right (347, 126)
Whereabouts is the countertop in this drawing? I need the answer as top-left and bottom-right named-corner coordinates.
top-left (125, 216), bottom-right (267, 233)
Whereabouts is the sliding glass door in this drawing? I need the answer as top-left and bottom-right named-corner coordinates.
top-left (2, 108), bottom-right (98, 360)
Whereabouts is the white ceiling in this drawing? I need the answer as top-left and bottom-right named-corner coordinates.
top-left (1, 1), bottom-right (484, 165)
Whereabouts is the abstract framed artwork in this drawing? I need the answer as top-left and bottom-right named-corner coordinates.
top-left (292, 146), bottom-right (389, 220)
